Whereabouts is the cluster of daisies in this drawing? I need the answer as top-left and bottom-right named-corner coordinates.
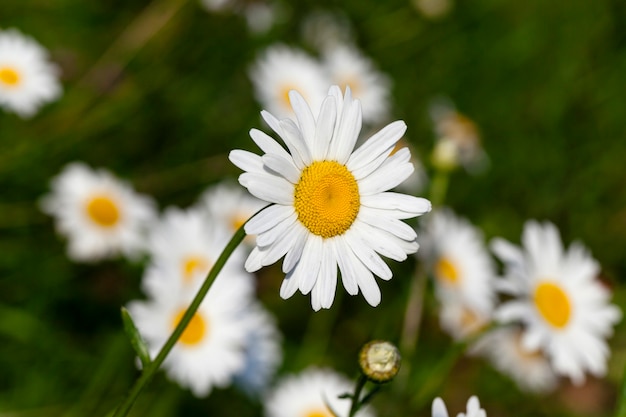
top-left (0, 27), bottom-right (61, 118)
top-left (418, 208), bottom-right (621, 393)
top-left (40, 163), bottom-right (282, 397)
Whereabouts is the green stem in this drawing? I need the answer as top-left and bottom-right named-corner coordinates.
top-left (111, 222), bottom-right (247, 417)
top-left (429, 170), bottom-right (450, 208)
top-left (616, 357), bottom-right (626, 417)
top-left (348, 374), bottom-right (368, 417)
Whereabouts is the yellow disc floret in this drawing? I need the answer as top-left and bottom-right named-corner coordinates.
top-left (294, 161), bottom-right (360, 238)
top-left (303, 409), bottom-right (332, 417)
top-left (434, 256), bottom-right (459, 284)
top-left (533, 281), bottom-right (571, 328)
top-left (86, 195), bottom-right (120, 227)
top-left (0, 67), bottom-right (20, 87)
top-left (172, 309), bottom-right (208, 346)
top-left (182, 256), bottom-right (211, 283)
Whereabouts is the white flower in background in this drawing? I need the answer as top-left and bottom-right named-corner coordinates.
top-left (196, 182), bottom-right (266, 247)
top-left (0, 28), bottom-right (61, 118)
top-left (264, 367), bottom-right (376, 417)
top-left (40, 162), bottom-right (156, 262)
top-left (479, 326), bottom-right (558, 393)
top-left (300, 10), bottom-right (354, 51)
top-left (233, 302), bottom-right (283, 397)
top-left (418, 208), bottom-right (495, 315)
top-left (200, 0), bottom-right (280, 34)
top-left (438, 299), bottom-right (492, 342)
top-left (432, 396), bottom-right (486, 417)
top-left (230, 86), bottom-right (431, 310)
top-left (322, 44), bottom-right (391, 124)
top-left (429, 98), bottom-right (487, 173)
top-left (142, 207), bottom-right (246, 297)
top-left (492, 220), bottom-right (622, 385)
top-left (249, 45), bottom-right (330, 119)
top-left (127, 272), bottom-right (255, 397)
top-left (414, 0), bottom-right (454, 19)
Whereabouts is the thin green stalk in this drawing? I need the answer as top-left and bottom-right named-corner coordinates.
top-left (348, 374), bottom-right (368, 417)
top-left (429, 170), bottom-right (450, 208)
top-left (111, 222), bottom-right (247, 417)
top-left (616, 358), bottom-right (626, 417)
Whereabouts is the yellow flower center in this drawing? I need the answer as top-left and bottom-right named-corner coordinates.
top-left (172, 309), bottom-right (208, 346)
top-left (0, 67), bottom-right (20, 86)
top-left (279, 84), bottom-right (297, 109)
top-left (303, 409), bottom-right (332, 417)
top-left (86, 195), bottom-right (120, 227)
top-left (182, 256), bottom-right (211, 283)
top-left (230, 214), bottom-right (248, 232)
top-left (533, 281), bottom-right (571, 328)
top-left (294, 160), bottom-right (360, 238)
top-left (434, 256), bottom-right (459, 284)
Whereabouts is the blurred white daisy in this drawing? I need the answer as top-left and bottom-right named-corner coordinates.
top-left (432, 396), bottom-right (486, 417)
top-left (438, 299), bottom-right (492, 343)
top-left (40, 162), bottom-right (156, 262)
top-left (414, 0), bottom-right (454, 19)
top-left (300, 10), bottom-right (354, 51)
top-left (233, 302), bottom-right (283, 397)
top-left (142, 206), bottom-right (246, 297)
top-left (322, 44), bottom-right (391, 124)
top-left (195, 182), bottom-right (266, 248)
top-left (418, 208), bottom-right (495, 315)
top-left (230, 86), bottom-right (431, 310)
top-left (249, 45), bottom-right (329, 119)
top-left (491, 220), bottom-right (622, 385)
top-left (200, 0), bottom-right (280, 34)
top-left (0, 28), bottom-right (62, 118)
top-left (264, 367), bottom-right (376, 417)
top-left (127, 272), bottom-right (255, 397)
top-left (479, 326), bottom-right (558, 393)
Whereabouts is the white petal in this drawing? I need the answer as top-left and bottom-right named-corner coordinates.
top-left (345, 230), bottom-right (392, 280)
top-left (432, 398), bottom-right (449, 417)
top-left (352, 222), bottom-right (410, 262)
top-left (312, 96), bottom-right (337, 160)
top-left (245, 204), bottom-right (294, 235)
top-left (334, 235), bottom-right (360, 295)
top-left (239, 173), bottom-right (294, 205)
top-left (358, 209), bottom-right (417, 241)
top-left (256, 213), bottom-right (297, 247)
top-left (280, 274), bottom-right (299, 299)
top-left (328, 94), bottom-right (362, 163)
top-left (289, 90), bottom-right (316, 150)
top-left (282, 223), bottom-right (308, 273)
top-left (347, 120), bottom-right (407, 172)
top-left (318, 240), bottom-right (338, 309)
top-left (357, 268), bottom-right (381, 307)
top-left (279, 119), bottom-right (312, 168)
top-left (262, 153), bottom-right (301, 183)
top-left (229, 149), bottom-right (264, 172)
top-left (244, 246), bottom-right (264, 272)
top-left (294, 234), bottom-right (323, 294)
top-left (361, 193), bottom-right (431, 215)
top-left (357, 158), bottom-right (414, 195)
top-left (249, 128), bottom-right (290, 159)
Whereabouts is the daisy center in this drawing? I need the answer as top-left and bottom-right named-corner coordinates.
top-left (533, 282), bottom-right (571, 328)
top-left (434, 256), bottom-right (459, 284)
top-left (303, 409), bottom-right (332, 417)
top-left (279, 84), bottom-right (297, 109)
top-left (182, 255), bottom-right (211, 283)
top-left (172, 309), bottom-right (208, 346)
top-left (86, 195), bottom-right (120, 227)
top-left (294, 160), bottom-right (360, 238)
top-left (230, 214), bottom-right (248, 232)
top-left (0, 67), bottom-right (20, 86)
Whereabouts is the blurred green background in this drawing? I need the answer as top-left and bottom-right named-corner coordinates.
top-left (1, 0), bottom-right (625, 416)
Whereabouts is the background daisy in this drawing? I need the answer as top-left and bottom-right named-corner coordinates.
top-left (40, 162), bottom-right (156, 262)
top-left (492, 220), bottom-right (622, 385)
top-left (432, 396), bottom-right (487, 417)
top-left (0, 28), bottom-right (61, 117)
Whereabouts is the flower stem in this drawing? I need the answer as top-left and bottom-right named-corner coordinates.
top-left (616, 358), bottom-right (626, 417)
top-left (348, 374), bottom-right (368, 417)
top-left (111, 221), bottom-right (247, 417)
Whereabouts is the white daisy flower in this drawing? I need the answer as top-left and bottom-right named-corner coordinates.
top-left (249, 45), bottom-right (330, 120)
top-left (432, 396), bottom-right (486, 417)
top-left (127, 272), bottom-right (255, 397)
top-left (479, 326), bottom-right (558, 393)
top-left (143, 206), bottom-right (246, 297)
top-left (233, 302), bottom-right (283, 397)
top-left (418, 208), bottom-right (495, 315)
top-left (40, 162), bottom-right (156, 262)
top-left (0, 28), bottom-right (62, 118)
top-left (438, 299), bottom-right (492, 342)
top-left (195, 182), bottom-right (267, 248)
top-left (491, 220), bottom-right (622, 385)
top-left (322, 44), bottom-right (391, 124)
top-left (230, 86), bottom-right (431, 310)
top-left (264, 367), bottom-right (376, 417)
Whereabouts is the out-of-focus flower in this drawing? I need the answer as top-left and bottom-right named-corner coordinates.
top-left (429, 99), bottom-right (488, 173)
top-left (492, 220), bottom-right (622, 385)
top-left (0, 28), bottom-right (62, 118)
top-left (479, 326), bottom-right (558, 393)
top-left (233, 302), bottom-right (283, 397)
top-left (418, 208), bottom-right (495, 315)
top-left (40, 162), bottom-right (156, 262)
top-left (432, 396), bottom-right (487, 417)
top-left (195, 182), bottom-right (266, 248)
top-left (200, 0), bottom-right (282, 34)
top-left (300, 10), bottom-right (354, 51)
top-left (142, 207), bottom-right (246, 297)
top-left (230, 86), bottom-right (431, 310)
top-left (249, 45), bottom-right (329, 119)
top-left (127, 272), bottom-right (255, 397)
top-left (264, 367), bottom-right (376, 417)
top-left (322, 44), bottom-right (391, 124)
top-left (413, 0), bottom-right (454, 20)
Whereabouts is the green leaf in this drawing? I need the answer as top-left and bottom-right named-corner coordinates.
top-left (121, 307), bottom-right (152, 369)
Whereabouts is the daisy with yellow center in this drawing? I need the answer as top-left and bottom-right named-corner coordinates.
top-left (230, 86), bottom-right (431, 310)
top-left (491, 220), bottom-right (622, 385)
top-left (40, 162), bottom-right (156, 262)
top-left (141, 207), bottom-right (246, 298)
top-left (127, 272), bottom-right (255, 397)
top-left (418, 208), bottom-right (495, 316)
top-left (249, 45), bottom-right (329, 119)
top-left (0, 28), bottom-right (62, 118)
top-left (264, 367), bottom-right (376, 417)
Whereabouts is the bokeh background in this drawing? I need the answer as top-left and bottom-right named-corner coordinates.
top-left (1, 0), bottom-right (626, 416)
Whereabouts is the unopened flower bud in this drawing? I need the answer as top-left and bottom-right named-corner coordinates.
top-left (358, 340), bottom-right (401, 383)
